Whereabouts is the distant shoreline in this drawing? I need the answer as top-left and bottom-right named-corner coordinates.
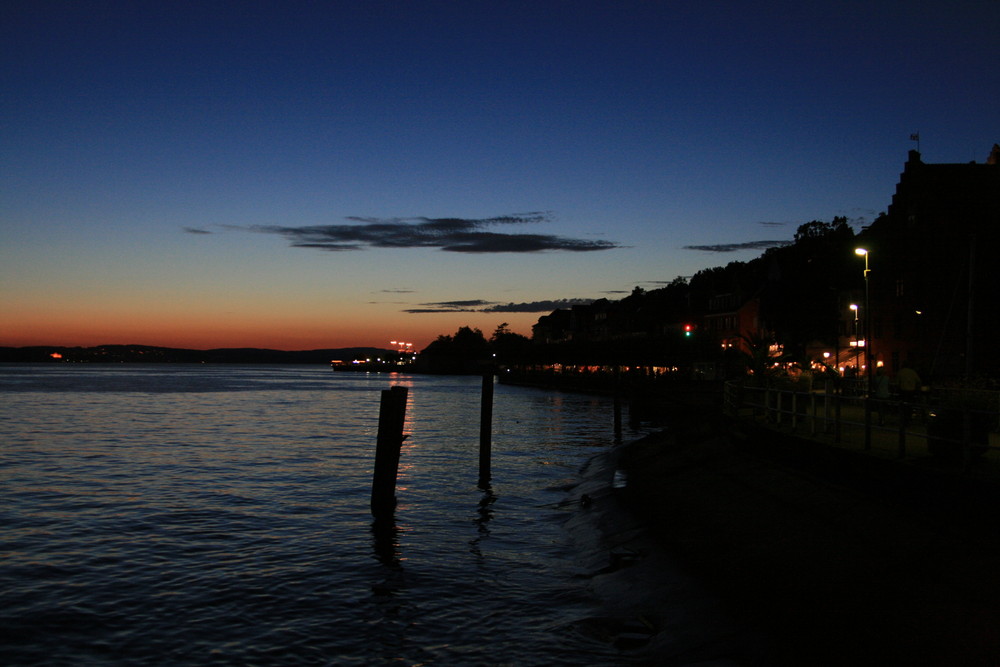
top-left (0, 344), bottom-right (394, 365)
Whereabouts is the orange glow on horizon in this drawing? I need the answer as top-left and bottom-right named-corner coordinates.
top-left (1, 309), bottom-right (538, 352)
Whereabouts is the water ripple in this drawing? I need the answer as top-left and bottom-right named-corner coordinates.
top-left (0, 366), bottom-right (664, 665)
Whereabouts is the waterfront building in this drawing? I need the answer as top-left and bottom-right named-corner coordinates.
top-left (859, 145), bottom-right (1000, 379)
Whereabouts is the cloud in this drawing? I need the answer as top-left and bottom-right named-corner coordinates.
top-left (402, 300), bottom-right (494, 313)
top-left (183, 227), bottom-right (212, 234)
top-left (243, 212), bottom-right (620, 254)
top-left (683, 240), bottom-right (790, 253)
top-left (403, 298), bottom-right (594, 314)
top-left (756, 221), bottom-right (788, 227)
top-left (481, 298), bottom-right (595, 313)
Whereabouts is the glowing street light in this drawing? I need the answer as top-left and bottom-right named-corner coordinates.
top-left (854, 247), bottom-right (869, 270)
top-left (849, 303), bottom-right (860, 351)
top-left (855, 247), bottom-right (873, 394)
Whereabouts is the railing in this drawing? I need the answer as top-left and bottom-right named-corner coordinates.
top-left (724, 380), bottom-right (1000, 464)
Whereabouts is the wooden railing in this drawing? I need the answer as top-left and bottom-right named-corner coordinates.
top-left (723, 380), bottom-right (999, 464)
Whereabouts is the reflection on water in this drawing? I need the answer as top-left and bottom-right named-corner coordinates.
top-left (470, 485), bottom-right (497, 562)
top-left (372, 516), bottom-right (403, 569)
top-left (0, 365), bottom-right (657, 665)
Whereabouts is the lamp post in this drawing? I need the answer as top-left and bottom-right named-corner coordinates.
top-left (849, 303), bottom-right (859, 346)
top-left (855, 248), bottom-right (872, 394)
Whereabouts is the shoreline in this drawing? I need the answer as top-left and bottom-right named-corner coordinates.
top-left (563, 430), bottom-right (760, 665)
top-left (569, 409), bottom-right (1000, 665)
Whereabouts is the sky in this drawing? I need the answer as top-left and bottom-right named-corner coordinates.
top-left (2, 1), bottom-right (998, 351)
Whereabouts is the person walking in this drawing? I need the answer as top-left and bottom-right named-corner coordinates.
top-left (874, 366), bottom-right (891, 425)
top-left (896, 361), bottom-right (922, 424)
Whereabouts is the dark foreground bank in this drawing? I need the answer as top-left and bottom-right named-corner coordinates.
top-left (570, 410), bottom-right (1000, 666)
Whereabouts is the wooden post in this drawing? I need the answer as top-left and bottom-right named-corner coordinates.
top-left (371, 386), bottom-right (408, 517)
top-left (898, 407), bottom-right (906, 459)
top-left (864, 398), bottom-right (872, 450)
top-left (810, 391), bottom-right (817, 436)
top-left (479, 372), bottom-right (494, 486)
top-left (834, 391), bottom-right (842, 443)
top-left (613, 368), bottom-right (623, 441)
top-left (791, 390), bottom-right (798, 431)
top-left (823, 380), bottom-right (831, 433)
top-left (962, 408), bottom-right (972, 468)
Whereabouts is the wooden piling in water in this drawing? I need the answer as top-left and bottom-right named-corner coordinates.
top-left (479, 372), bottom-right (493, 486)
top-left (371, 385), bottom-right (408, 517)
top-left (613, 369), bottom-right (623, 441)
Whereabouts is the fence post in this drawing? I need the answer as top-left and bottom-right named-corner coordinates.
top-left (810, 390), bottom-right (817, 436)
top-left (791, 390), bottom-right (798, 431)
top-left (824, 379), bottom-right (831, 433)
top-left (962, 408), bottom-right (972, 468)
top-left (371, 386), bottom-right (409, 517)
top-left (834, 391), bottom-right (842, 443)
top-left (480, 372), bottom-right (494, 486)
top-left (864, 398), bottom-right (872, 450)
top-left (898, 406), bottom-right (906, 458)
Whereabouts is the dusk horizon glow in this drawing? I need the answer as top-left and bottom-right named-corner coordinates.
top-left (3, 1), bottom-right (997, 351)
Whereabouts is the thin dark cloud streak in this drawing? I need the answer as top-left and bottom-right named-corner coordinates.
top-left (482, 298), bottom-right (595, 313)
top-left (684, 240), bottom-right (790, 253)
top-left (403, 298), bottom-right (594, 314)
top-left (243, 212), bottom-right (620, 253)
top-left (183, 227), bottom-right (212, 234)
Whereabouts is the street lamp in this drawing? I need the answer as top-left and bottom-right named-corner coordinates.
top-left (855, 248), bottom-right (872, 394)
top-left (849, 303), bottom-right (859, 344)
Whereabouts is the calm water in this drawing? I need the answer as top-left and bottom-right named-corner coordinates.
top-left (0, 364), bottom-right (657, 665)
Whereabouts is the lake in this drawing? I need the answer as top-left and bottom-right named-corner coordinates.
top-left (0, 364), bottom-right (668, 665)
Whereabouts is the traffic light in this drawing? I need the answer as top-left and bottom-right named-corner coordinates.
top-left (683, 324), bottom-right (694, 337)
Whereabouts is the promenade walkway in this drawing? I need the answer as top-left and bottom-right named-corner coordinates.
top-left (612, 381), bottom-right (1000, 664)
top-left (724, 381), bottom-right (1000, 484)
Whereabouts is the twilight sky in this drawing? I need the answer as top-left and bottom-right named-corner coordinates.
top-left (2, 1), bottom-right (998, 350)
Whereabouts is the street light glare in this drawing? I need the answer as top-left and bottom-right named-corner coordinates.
top-left (849, 304), bottom-right (859, 311)
top-left (855, 247), bottom-right (868, 256)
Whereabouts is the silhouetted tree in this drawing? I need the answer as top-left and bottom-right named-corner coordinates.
top-left (757, 217), bottom-right (856, 356)
top-left (490, 323), bottom-right (531, 365)
top-left (417, 326), bottom-right (492, 373)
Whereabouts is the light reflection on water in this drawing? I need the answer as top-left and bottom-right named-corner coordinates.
top-left (0, 364), bottom-right (657, 665)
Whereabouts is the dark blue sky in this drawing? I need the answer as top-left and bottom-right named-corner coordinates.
top-left (2, 1), bottom-right (998, 348)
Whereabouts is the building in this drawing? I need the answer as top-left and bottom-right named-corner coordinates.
top-left (859, 144), bottom-right (1000, 379)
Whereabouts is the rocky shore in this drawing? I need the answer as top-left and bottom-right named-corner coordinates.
top-left (568, 409), bottom-right (1000, 666)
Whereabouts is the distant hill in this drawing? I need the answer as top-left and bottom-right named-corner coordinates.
top-left (0, 344), bottom-right (395, 364)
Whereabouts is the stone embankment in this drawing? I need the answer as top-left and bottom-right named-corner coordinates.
top-left (576, 406), bottom-right (1000, 665)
